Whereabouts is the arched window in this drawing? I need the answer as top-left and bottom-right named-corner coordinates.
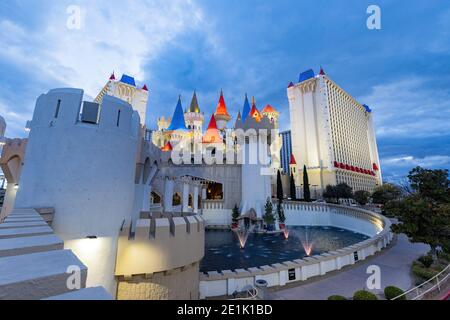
top-left (151, 191), bottom-right (161, 204)
top-left (172, 193), bottom-right (181, 206)
top-left (188, 194), bottom-right (193, 208)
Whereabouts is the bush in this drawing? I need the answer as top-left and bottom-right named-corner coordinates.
top-left (353, 290), bottom-right (378, 300)
top-left (418, 254), bottom-right (434, 268)
top-left (384, 286), bottom-right (406, 300)
top-left (412, 262), bottom-right (439, 280)
top-left (327, 295), bottom-right (347, 300)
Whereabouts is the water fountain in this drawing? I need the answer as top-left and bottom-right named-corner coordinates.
top-left (232, 225), bottom-right (255, 249)
top-left (299, 226), bottom-right (314, 256)
top-left (282, 227), bottom-right (289, 240)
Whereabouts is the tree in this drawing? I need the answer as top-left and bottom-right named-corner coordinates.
top-left (323, 185), bottom-right (338, 203)
top-left (232, 203), bottom-right (240, 223)
top-left (408, 166), bottom-right (449, 202)
top-left (303, 165), bottom-right (311, 202)
top-left (276, 201), bottom-right (285, 223)
top-left (263, 197), bottom-right (275, 226)
top-left (386, 167), bottom-right (450, 254)
top-left (290, 172), bottom-right (297, 201)
top-left (372, 183), bottom-right (402, 205)
top-left (336, 183), bottom-right (353, 202)
top-left (353, 190), bottom-right (370, 205)
top-left (276, 170), bottom-right (283, 201)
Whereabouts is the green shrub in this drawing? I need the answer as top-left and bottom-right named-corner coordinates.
top-left (418, 255), bottom-right (434, 268)
top-left (412, 262), bottom-right (439, 280)
top-left (353, 290), bottom-right (378, 300)
top-left (327, 295), bottom-right (347, 300)
top-left (384, 286), bottom-right (406, 300)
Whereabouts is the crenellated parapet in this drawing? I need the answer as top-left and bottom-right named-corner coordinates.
top-left (28, 88), bottom-right (140, 138)
top-left (115, 213), bottom-right (205, 277)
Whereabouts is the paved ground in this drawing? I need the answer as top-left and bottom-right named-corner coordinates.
top-left (270, 234), bottom-right (430, 300)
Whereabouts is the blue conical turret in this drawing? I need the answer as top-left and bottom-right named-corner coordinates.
top-left (241, 93), bottom-right (251, 123)
top-left (167, 96), bottom-right (188, 131)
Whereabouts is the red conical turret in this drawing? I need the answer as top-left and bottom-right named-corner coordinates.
top-left (203, 114), bottom-right (223, 143)
top-left (319, 67), bottom-right (325, 76)
top-left (161, 141), bottom-right (173, 152)
top-left (249, 96), bottom-right (262, 122)
top-left (290, 154), bottom-right (297, 165)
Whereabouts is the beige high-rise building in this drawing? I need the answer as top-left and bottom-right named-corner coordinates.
top-left (287, 68), bottom-right (382, 197)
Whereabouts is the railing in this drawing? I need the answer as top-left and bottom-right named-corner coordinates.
top-left (392, 264), bottom-right (450, 300)
top-left (202, 200), bottom-right (224, 210)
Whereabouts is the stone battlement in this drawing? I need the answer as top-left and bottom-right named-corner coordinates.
top-left (28, 88), bottom-right (140, 137)
top-left (115, 214), bottom-right (205, 277)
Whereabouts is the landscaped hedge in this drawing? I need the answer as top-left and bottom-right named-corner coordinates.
top-left (353, 290), bottom-right (378, 300)
top-left (384, 286), bottom-right (406, 300)
top-left (327, 295), bottom-right (347, 300)
top-left (418, 254), bottom-right (434, 268)
top-left (412, 261), bottom-right (440, 280)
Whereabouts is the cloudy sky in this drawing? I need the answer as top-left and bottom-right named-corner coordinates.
top-left (0, 0), bottom-right (449, 182)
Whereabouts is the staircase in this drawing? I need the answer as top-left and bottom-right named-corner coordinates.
top-left (0, 208), bottom-right (112, 300)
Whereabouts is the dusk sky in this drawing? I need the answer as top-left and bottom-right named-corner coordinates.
top-left (1, 0), bottom-right (449, 182)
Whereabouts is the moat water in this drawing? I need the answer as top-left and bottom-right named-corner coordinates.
top-left (200, 226), bottom-right (369, 272)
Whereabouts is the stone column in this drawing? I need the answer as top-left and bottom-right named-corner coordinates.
top-left (182, 178), bottom-right (190, 213)
top-left (141, 183), bottom-right (151, 211)
top-left (164, 177), bottom-right (174, 213)
top-left (193, 183), bottom-right (199, 213)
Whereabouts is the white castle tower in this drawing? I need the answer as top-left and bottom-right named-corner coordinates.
top-left (14, 88), bottom-right (141, 295)
top-left (287, 68), bottom-right (382, 197)
top-left (95, 72), bottom-right (149, 126)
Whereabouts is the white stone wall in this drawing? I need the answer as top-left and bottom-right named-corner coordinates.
top-left (14, 89), bottom-right (140, 296)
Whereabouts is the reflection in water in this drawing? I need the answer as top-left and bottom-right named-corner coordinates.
top-left (201, 226), bottom-right (369, 272)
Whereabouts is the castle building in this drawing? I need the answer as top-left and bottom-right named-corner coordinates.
top-left (287, 67), bottom-right (382, 195)
top-left (280, 130), bottom-right (292, 175)
top-left (95, 73), bottom-right (149, 126)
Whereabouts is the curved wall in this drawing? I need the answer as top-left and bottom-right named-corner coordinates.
top-left (283, 202), bottom-right (384, 236)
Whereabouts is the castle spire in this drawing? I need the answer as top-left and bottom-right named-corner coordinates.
top-left (203, 114), bottom-right (222, 143)
top-left (109, 71), bottom-right (116, 81)
top-left (214, 90), bottom-right (231, 130)
top-left (167, 96), bottom-right (188, 131)
top-left (249, 96), bottom-right (262, 122)
top-left (319, 66), bottom-right (326, 76)
top-left (241, 93), bottom-right (250, 123)
top-left (188, 91), bottom-right (200, 113)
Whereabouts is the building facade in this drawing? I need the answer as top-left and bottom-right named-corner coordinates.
top-left (287, 68), bottom-right (382, 195)
top-left (280, 130), bottom-right (292, 175)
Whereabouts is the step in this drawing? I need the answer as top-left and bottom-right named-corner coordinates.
top-left (43, 286), bottom-right (113, 300)
top-left (4, 217), bottom-right (44, 223)
top-left (0, 250), bottom-right (87, 300)
top-left (0, 221), bottom-right (49, 229)
top-left (0, 226), bottom-right (54, 239)
top-left (0, 234), bottom-right (63, 258)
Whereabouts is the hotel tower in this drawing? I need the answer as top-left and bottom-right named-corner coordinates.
top-left (287, 68), bottom-right (382, 197)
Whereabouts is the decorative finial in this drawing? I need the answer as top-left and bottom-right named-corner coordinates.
top-left (252, 96), bottom-right (256, 106)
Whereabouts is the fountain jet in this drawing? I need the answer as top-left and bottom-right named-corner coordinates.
top-left (282, 228), bottom-right (289, 239)
top-left (233, 225), bottom-right (254, 249)
top-left (299, 226), bottom-right (314, 256)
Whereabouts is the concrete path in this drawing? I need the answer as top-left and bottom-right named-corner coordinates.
top-left (270, 234), bottom-right (430, 300)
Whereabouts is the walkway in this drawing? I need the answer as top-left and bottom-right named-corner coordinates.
top-left (270, 234), bottom-right (430, 300)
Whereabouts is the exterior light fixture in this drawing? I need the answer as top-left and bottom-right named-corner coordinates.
top-left (14, 184), bottom-right (19, 190)
top-left (86, 235), bottom-right (98, 239)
